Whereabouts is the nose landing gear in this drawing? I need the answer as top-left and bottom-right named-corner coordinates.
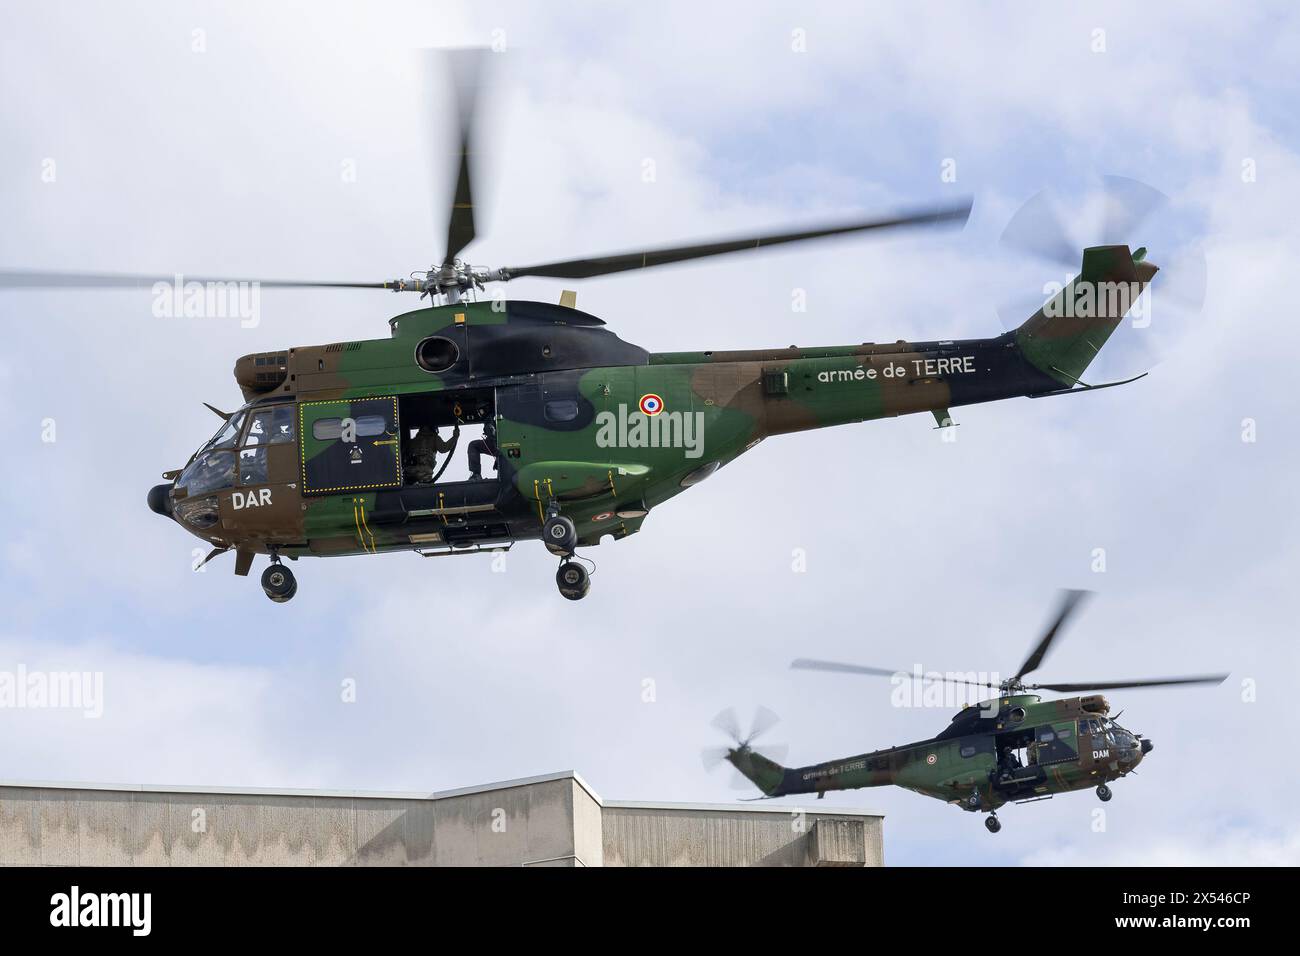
top-left (984, 813), bottom-right (1001, 834)
top-left (261, 559), bottom-right (297, 603)
top-left (1096, 783), bottom-right (1113, 802)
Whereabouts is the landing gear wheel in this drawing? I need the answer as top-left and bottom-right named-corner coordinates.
top-left (985, 814), bottom-right (1001, 834)
top-left (261, 563), bottom-right (297, 603)
top-left (543, 515), bottom-right (578, 555)
top-left (556, 561), bottom-right (590, 601)
top-left (966, 792), bottom-right (981, 810)
top-left (1096, 783), bottom-right (1112, 802)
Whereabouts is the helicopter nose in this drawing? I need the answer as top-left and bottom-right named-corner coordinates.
top-left (147, 483), bottom-right (173, 517)
top-left (1140, 738), bottom-right (1154, 755)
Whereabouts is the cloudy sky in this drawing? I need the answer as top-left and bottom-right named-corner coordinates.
top-left (1, 1), bottom-right (1296, 865)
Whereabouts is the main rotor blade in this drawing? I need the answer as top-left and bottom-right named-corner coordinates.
top-left (791, 659), bottom-right (905, 678)
top-left (790, 659), bottom-right (998, 690)
top-left (1012, 589), bottom-right (1092, 683)
top-left (0, 270), bottom-right (389, 290)
top-left (498, 201), bottom-right (972, 281)
top-left (1033, 674), bottom-right (1228, 693)
top-left (439, 49), bottom-right (485, 265)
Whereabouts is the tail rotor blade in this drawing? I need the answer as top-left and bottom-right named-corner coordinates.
top-left (701, 746), bottom-right (732, 771)
top-left (710, 707), bottom-right (742, 742)
top-left (999, 188), bottom-right (1077, 269)
top-left (1098, 175), bottom-right (1168, 246)
top-left (748, 705), bottom-right (780, 743)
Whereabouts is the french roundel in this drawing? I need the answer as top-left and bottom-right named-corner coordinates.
top-left (638, 393), bottom-right (664, 416)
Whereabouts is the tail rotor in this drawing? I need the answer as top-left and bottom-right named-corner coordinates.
top-left (701, 706), bottom-right (788, 792)
top-left (995, 175), bottom-right (1208, 378)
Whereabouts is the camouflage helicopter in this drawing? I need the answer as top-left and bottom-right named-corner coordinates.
top-left (1, 53), bottom-right (1159, 603)
top-left (707, 592), bottom-right (1226, 832)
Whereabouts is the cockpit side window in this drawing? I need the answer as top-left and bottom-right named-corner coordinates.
top-left (245, 405), bottom-right (295, 446)
top-left (237, 403), bottom-right (295, 485)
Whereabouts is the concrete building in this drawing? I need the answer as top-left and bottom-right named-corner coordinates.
top-left (0, 772), bottom-right (883, 866)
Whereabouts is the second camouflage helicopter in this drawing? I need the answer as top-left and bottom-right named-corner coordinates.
top-left (706, 592), bottom-right (1226, 833)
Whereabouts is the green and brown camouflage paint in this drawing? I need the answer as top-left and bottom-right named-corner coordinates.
top-left (161, 245), bottom-right (1154, 573)
top-left (727, 692), bottom-right (1149, 812)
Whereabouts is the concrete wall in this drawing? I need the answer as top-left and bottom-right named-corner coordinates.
top-left (600, 804), bottom-right (884, 867)
top-left (0, 773), bottom-right (882, 867)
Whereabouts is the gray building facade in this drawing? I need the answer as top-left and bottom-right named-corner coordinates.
top-left (0, 772), bottom-right (883, 867)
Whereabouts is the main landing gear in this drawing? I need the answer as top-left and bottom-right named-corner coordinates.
top-left (543, 513), bottom-right (591, 601)
top-left (261, 558), bottom-right (297, 603)
top-left (1096, 783), bottom-right (1113, 802)
top-left (556, 561), bottom-right (590, 601)
top-left (985, 813), bottom-right (1001, 834)
top-left (542, 514), bottom-right (578, 554)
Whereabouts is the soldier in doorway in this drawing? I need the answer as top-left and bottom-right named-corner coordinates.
top-left (407, 425), bottom-right (451, 485)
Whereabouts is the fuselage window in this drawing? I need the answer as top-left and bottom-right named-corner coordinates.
top-left (960, 744), bottom-right (977, 758)
top-left (544, 399), bottom-right (580, 422)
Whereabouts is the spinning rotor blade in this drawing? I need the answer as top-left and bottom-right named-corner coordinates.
top-left (700, 746), bottom-right (732, 771)
top-left (790, 659), bottom-right (998, 691)
top-left (497, 201), bottom-right (972, 281)
top-left (999, 177), bottom-right (1169, 271)
top-left (1012, 589), bottom-right (1092, 683)
top-left (710, 706), bottom-right (743, 742)
top-left (749, 704), bottom-right (781, 742)
top-left (1097, 175), bottom-right (1168, 247)
top-left (439, 49), bottom-right (484, 265)
top-left (0, 270), bottom-right (389, 290)
top-left (704, 707), bottom-right (786, 789)
top-left (995, 175), bottom-right (1206, 378)
top-left (792, 659), bottom-right (907, 679)
top-left (1033, 674), bottom-right (1228, 693)
top-left (998, 188), bottom-right (1078, 269)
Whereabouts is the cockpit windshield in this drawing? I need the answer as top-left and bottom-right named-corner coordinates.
top-left (176, 409), bottom-right (245, 496)
top-left (209, 411), bottom-right (246, 450)
top-left (177, 449), bottom-right (235, 496)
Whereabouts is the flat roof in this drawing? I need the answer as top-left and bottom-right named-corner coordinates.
top-left (0, 772), bottom-right (883, 817)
